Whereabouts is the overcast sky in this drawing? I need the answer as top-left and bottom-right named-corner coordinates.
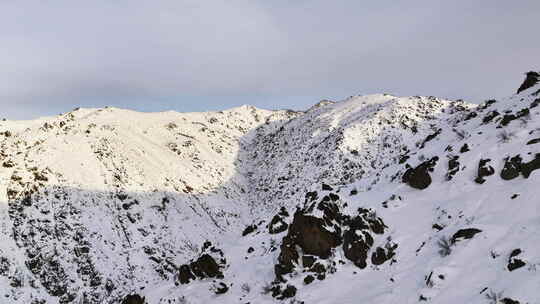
top-left (1, 1), bottom-right (538, 119)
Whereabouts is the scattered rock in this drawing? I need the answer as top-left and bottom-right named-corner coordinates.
top-left (507, 249), bottom-right (526, 272)
top-left (242, 224), bottom-right (257, 236)
top-left (451, 228), bottom-right (482, 243)
top-left (474, 159), bottom-right (494, 184)
top-left (177, 242), bottom-right (225, 285)
top-left (121, 294), bottom-right (145, 304)
top-left (213, 282), bottom-right (229, 294)
top-left (526, 138), bottom-right (540, 145)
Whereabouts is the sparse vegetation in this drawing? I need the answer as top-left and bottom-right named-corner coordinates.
top-left (261, 282), bottom-right (273, 295)
top-left (437, 236), bottom-right (452, 257)
top-left (497, 130), bottom-right (515, 143)
top-left (241, 283), bottom-right (251, 294)
top-left (485, 289), bottom-right (504, 304)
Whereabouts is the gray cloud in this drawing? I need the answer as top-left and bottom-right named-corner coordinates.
top-left (0, 1), bottom-right (538, 119)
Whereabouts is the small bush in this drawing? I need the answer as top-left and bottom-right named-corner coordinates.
top-left (437, 236), bottom-right (452, 257)
top-left (485, 290), bottom-right (504, 304)
top-left (241, 283), bottom-right (251, 294)
top-left (261, 283), bottom-right (273, 295)
top-left (497, 130), bottom-right (515, 143)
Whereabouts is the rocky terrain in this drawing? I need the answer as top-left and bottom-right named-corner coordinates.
top-left (0, 71), bottom-right (539, 303)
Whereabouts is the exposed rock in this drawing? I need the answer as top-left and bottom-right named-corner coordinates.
top-left (451, 228), bottom-right (482, 243)
top-left (474, 159), bottom-right (494, 184)
top-left (178, 265), bottom-right (196, 284)
top-left (499, 108), bottom-right (530, 127)
top-left (517, 71), bottom-right (540, 94)
top-left (501, 297), bottom-right (521, 304)
top-left (402, 157), bottom-right (438, 189)
top-left (482, 111), bottom-right (500, 124)
top-left (507, 249), bottom-right (526, 272)
top-left (322, 183), bottom-right (333, 191)
top-left (371, 243), bottom-right (398, 266)
top-left (177, 243), bottom-right (225, 285)
top-left (121, 294), bottom-right (145, 304)
top-left (242, 224), bottom-right (257, 236)
top-left (500, 154), bottom-right (540, 179)
top-left (520, 153), bottom-right (540, 178)
top-left (269, 208), bottom-right (290, 234)
top-left (213, 282), bottom-right (229, 294)
top-left (446, 155), bottom-right (460, 180)
top-left (501, 155), bottom-right (523, 180)
top-left (526, 138), bottom-right (540, 145)
top-left (303, 275), bottom-right (315, 285)
top-left (275, 193), bottom-right (388, 280)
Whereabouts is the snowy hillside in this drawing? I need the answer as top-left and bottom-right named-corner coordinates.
top-left (0, 71), bottom-right (539, 304)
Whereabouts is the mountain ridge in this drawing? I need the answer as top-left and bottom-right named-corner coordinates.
top-left (0, 72), bottom-right (538, 303)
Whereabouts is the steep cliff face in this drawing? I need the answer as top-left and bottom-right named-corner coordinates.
top-left (0, 72), bottom-right (539, 304)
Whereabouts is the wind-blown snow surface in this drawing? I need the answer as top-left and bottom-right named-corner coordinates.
top-left (0, 76), bottom-right (539, 304)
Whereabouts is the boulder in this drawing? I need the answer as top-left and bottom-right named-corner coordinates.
top-left (517, 71), bottom-right (540, 94)
top-left (121, 294), bottom-right (145, 304)
top-left (451, 228), bottom-right (482, 243)
top-left (402, 157), bottom-right (438, 189)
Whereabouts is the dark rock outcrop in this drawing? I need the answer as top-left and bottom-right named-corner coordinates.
top-left (501, 297), bottom-right (521, 304)
top-left (507, 249), bottom-right (526, 272)
top-left (474, 159), bottom-right (494, 184)
top-left (526, 138), bottom-right (540, 145)
top-left (275, 192), bottom-right (389, 282)
top-left (121, 294), bottom-right (145, 304)
top-left (500, 154), bottom-right (540, 180)
top-left (402, 157), bottom-right (438, 189)
top-left (451, 228), bottom-right (482, 243)
top-left (517, 71), bottom-right (540, 94)
top-left (501, 156), bottom-right (523, 180)
top-left (177, 242), bottom-right (226, 285)
top-left (242, 224), bottom-right (257, 236)
top-left (446, 155), bottom-right (460, 180)
top-left (269, 207), bottom-right (290, 234)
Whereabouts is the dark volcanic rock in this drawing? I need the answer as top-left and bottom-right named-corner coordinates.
top-left (402, 157), bottom-right (438, 189)
top-left (177, 242), bottom-right (225, 285)
top-left (281, 212), bottom-right (341, 261)
top-left (303, 275), bottom-right (315, 285)
top-left (526, 138), bottom-right (540, 145)
top-left (451, 228), bottom-right (482, 243)
top-left (520, 153), bottom-right (540, 178)
top-left (269, 207), bottom-right (290, 234)
top-left (343, 228), bottom-right (372, 269)
top-left (178, 265), bottom-right (196, 284)
top-left (446, 155), bottom-right (460, 180)
top-left (371, 244), bottom-right (397, 266)
top-left (242, 224), bottom-right (257, 236)
top-left (121, 294), bottom-right (145, 304)
top-left (275, 192), bottom-right (389, 280)
top-left (482, 111), bottom-right (500, 124)
top-left (501, 156), bottom-right (523, 180)
top-left (501, 298), bottom-right (521, 304)
top-left (517, 71), bottom-right (540, 94)
top-left (474, 159), bottom-right (494, 184)
top-left (213, 282), bottom-right (229, 294)
top-left (507, 249), bottom-right (526, 272)
top-left (500, 154), bottom-right (540, 180)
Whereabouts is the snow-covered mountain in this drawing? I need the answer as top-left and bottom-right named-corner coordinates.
top-left (0, 71), bottom-right (539, 304)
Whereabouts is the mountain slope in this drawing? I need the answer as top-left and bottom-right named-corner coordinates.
top-left (0, 72), bottom-right (539, 304)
